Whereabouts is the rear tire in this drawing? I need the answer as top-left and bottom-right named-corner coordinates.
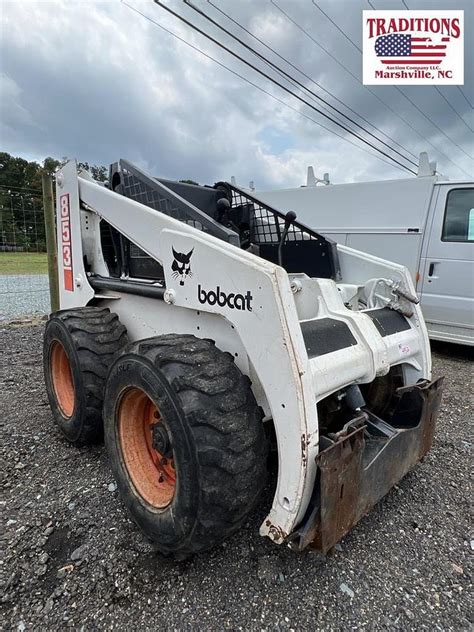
top-left (43, 307), bottom-right (128, 445)
top-left (103, 334), bottom-right (267, 557)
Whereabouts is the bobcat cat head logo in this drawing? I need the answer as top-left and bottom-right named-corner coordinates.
top-left (171, 247), bottom-right (193, 285)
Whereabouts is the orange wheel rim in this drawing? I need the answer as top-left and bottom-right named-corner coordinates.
top-left (119, 388), bottom-right (176, 509)
top-left (50, 341), bottom-right (75, 418)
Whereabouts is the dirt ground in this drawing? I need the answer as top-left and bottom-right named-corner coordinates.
top-left (1, 322), bottom-right (472, 631)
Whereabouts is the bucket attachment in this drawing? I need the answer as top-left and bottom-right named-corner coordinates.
top-left (289, 377), bottom-right (444, 552)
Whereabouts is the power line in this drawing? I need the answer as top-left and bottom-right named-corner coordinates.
top-left (312, 0), bottom-right (362, 51)
top-left (399, 0), bottom-right (473, 133)
top-left (206, 0), bottom-right (418, 163)
top-left (434, 88), bottom-right (473, 133)
top-left (391, 94), bottom-right (473, 167)
top-left (152, 0), bottom-right (418, 174)
top-left (121, 2), bottom-right (409, 174)
top-left (313, 0), bottom-right (473, 154)
top-left (184, 0), bottom-right (418, 169)
top-left (309, 0), bottom-right (473, 173)
top-left (270, 0), bottom-right (466, 177)
top-left (152, 1), bottom-right (416, 174)
top-left (457, 87), bottom-right (473, 109)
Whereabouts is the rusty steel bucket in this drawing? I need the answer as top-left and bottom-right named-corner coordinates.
top-left (289, 377), bottom-right (444, 552)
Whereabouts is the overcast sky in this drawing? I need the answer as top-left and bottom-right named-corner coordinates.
top-left (1, 0), bottom-right (472, 189)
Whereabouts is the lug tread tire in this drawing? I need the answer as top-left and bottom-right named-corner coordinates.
top-left (44, 307), bottom-right (128, 445)
top-left (108, 334), bottom-right (267, 557)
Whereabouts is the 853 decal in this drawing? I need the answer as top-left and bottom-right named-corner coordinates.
top-left (60, 193), bottom-right (74, 291)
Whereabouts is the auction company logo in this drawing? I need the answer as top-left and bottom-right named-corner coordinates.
top-left (362, 10), bottom-right (464, 85)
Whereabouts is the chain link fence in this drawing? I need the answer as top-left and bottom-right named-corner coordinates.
top-left (0, 185), bottom-right (51, 320)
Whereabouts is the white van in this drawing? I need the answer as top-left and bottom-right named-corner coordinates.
top-left (258, 160), bottom-right (474, 346)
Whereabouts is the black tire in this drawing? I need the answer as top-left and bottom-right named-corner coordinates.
top-left (43, 307), bottom-right (128, 445)
top-left (103, 334), bottom-right (267, 557)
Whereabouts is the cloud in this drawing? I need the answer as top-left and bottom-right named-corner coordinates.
top-left (0, 73), bottom-right (38, 130)
top-left (0, 0), bottom-right (472, 189)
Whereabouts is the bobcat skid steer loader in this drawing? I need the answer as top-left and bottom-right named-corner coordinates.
top-left (43, 159), bottom-right (443, 557)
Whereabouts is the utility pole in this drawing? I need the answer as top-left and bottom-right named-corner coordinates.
top-left (42, 173), bottom-right (59, 312)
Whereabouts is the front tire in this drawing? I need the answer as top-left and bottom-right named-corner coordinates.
top-left (103, 334), bottom-right (267, 557)
top-left (43, 307), bottom-right (128, 445)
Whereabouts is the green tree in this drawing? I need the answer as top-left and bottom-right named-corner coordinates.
top-left (42, 156), bottom-right (63, 177)
top-left (0, 152), bottom-right (41, 191)
top-left (0, 153), bottom-right (43, 251)
top-left (0, 152), bottom-right (109, 252)
top-left (78, 162), bottom-right (108, 182)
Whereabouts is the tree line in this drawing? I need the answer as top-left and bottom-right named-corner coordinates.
top-left (0, 153), bottom-right (108, 252)
top-left (0, 152), bottom-right (199, 253)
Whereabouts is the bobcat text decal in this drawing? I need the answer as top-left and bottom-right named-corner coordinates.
top-left (198, 285), bottom-right (253, 311)
top-left (60, 193), bottom-right (73, 291)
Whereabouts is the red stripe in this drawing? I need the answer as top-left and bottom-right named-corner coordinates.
top-left (411, 37), bottom-right (427, 41)
top-left (441, 37), bottom-right (450, 41)
top-left (410, 52), bottom-right (446, 57)
top-left (412, 45), bottom-right (447, 50)
top-left (64, 269), bottom-right (73, 292)
top-left (382, 59), bottom-right (442, 64)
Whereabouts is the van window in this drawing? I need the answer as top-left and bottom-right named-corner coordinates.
top-left (442, 188), bottom-right (474, 242)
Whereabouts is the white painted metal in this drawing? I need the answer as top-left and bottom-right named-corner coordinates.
top-left (55, 160), bottom-right (433, 545)
top-left (56, 161), bottom-right (94, 308)
top-left (258, 173), bottom-right (474, 346)
top-left (306, 166), bottom-right (330, 187)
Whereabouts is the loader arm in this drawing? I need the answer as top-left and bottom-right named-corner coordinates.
top-left (53, 160), bottom-right (440, 550)
top-left (57, 160), bottom-right (321, 540)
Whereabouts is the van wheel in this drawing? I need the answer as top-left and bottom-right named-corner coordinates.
top-left (43, 307), bottom-right (128, 445)
top-left (103, 334), bottom-right (267, 557)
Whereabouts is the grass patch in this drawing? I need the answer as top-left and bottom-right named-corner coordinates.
top-left (0, 252), bottom-right (49, 275)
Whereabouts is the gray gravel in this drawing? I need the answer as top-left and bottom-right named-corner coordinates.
top-left (1, 323), bottom-right (472, 631)
top-left (0, 275), bottom-right (50, 320)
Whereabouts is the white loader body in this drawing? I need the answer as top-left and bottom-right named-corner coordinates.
top-left (52, 160), bottom-right (441, 551)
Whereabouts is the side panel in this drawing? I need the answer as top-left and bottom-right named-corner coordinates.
top-left (97, 294), bottom-right (251, 377)
top-left (258, 177), bottom-right (435, 231)
top-left (159, 228), bottom-right (320, 541)
top-left (346, 233), bottom-right (422, 282)
top-left (419, 185), bottom-right (474, 345)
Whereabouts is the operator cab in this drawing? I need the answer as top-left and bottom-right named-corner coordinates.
top-left (98, 160), bottom-right (340, 283)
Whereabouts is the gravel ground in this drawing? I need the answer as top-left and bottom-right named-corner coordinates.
top-left (0, 275), bottom-right (50, 320)
top-left (1, 323), bottom-right (472, 631)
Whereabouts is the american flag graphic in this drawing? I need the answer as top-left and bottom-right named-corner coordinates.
top-left (375, 33), bottom-right (450, 65)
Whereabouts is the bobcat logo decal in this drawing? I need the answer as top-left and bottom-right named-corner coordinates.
top-left (171, 247), bottom-right (193, 285)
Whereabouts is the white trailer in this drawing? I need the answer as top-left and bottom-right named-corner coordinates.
top-left (257, 157), bottom-right (474, 346)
